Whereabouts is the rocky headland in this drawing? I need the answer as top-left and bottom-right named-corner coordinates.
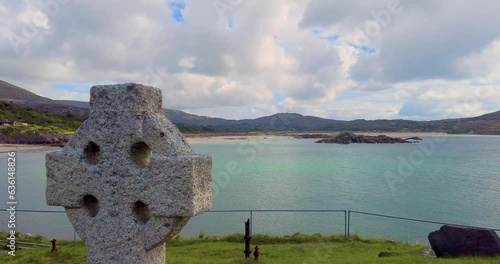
top-left (315, 132), bottom-right (420, 144)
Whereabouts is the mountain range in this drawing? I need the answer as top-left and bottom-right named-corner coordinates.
top-left (1, 80), bottom-right (499, 134)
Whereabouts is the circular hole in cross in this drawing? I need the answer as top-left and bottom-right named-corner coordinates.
top-left (130, 142), bottom-right (152, 167)
top-left (82, 195), bottom-right (99, 217)
top-left (84, 141), bottom-right (100, 165)
top-left (132, 201), bottom-right (152, 224)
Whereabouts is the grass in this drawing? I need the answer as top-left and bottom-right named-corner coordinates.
top-left (1, 232), bottom-right (498, 263)
top-left (0, 101), bottom-right (84, 138)
top-left (0, 101), bottom-right (84, 130)
top-left (0, 125), bottom-right (75, 136)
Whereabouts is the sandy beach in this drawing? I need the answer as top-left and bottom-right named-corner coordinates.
top-left (0, 144), bottom-right (60, 153)
top-left (186, 135), bottom-right (273, 143)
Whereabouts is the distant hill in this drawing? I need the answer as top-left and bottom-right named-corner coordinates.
top-left (2, 80), bottom-right (500, 135)
top-left (471, 111), bottom-right (500, 121)
top-left (161, 110), bottom-right (500, 134)
top-left (0, 80), bottom-right (54, 104)
top-left (56, 100), bottom-right (91, 109)
top-left (0, 80), bottom-right (88, 118)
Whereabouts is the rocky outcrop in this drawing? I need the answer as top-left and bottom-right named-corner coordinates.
top-left (405, 136), bottom-right (423, 141)
top-left (428, 225), bottom-right (500, 257)
top-left (0, 132), bottom-right (71, 146)
top-left (420, 248), bottom-right (436, 258)
top-left (315, 132), bottom-right (412, 144)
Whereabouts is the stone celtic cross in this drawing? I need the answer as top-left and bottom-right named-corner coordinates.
top-left (46, 83), bottom-right (212, 263)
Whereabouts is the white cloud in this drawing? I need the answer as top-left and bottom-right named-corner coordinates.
top-left (0, 0), bottom-right (499, 120)
top-left (178, 56), bottom-right (196, 70)
top-left (458, 39), bottom-right (500, 80)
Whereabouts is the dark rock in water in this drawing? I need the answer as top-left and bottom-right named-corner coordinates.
top-left (405, 136), bottom-right (423, 141)
top-left (315, 132), bottom-right (412, 144)
top-left (428, 225), bottom-right (500, 257)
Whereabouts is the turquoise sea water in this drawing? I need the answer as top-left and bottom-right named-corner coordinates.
top-left (1, 136), bottom-right (499, 243)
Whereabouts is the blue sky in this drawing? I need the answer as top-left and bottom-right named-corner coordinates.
top-left (53, 83), bottom-right (80, 93)
top-left (273, 89), bottom-right (287, 104)
top-left (313, 30), bottom-right (341, 42)
top-left (1, 0), bottom-right (499, 120)
top-left (168, 0), bottom-right (185, 22)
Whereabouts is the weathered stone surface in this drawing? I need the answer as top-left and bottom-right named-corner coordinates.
top-left (428, 225), bottom-right (500, 257)
top-left (46, 83), bottom-right (212, 264)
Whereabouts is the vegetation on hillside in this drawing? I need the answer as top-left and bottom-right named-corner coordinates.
top-left (0, 101), bottom-right (85, 136)
top-left (1, 231), bottom-right (498, 264)
top-left (175, 124), bottom-right (216, 133)
top-left (2, 97), bottom-right (500, 138)
top-left (0, 100), bottom-right (221, 136)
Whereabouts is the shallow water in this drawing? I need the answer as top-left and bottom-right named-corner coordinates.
top-left (1, 136), bottom-right (499, 243)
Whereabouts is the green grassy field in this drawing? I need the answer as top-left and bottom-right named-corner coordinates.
top-left (1, 232), bottom-right (498, 264)
top-left (0, 101), bottom-right (85, 137)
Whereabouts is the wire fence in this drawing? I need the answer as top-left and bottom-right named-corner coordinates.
top-left (2, 208), bottom-right (499, 244)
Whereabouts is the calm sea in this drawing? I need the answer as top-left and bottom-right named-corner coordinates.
top-left (1, 136), bottom-right (499, 244)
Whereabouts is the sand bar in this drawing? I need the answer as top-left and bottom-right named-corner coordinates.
top-left (0, 144), bottom-right (60, 153)
top-left (186, 135), bottom-right (272, 143)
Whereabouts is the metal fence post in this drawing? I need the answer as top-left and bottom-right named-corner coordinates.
top-left (344, 210), bottom-right (347, 240)
top-left (347, 210), bottom-right (351, 240)
top-left (3, 208), bottom-right (499, 243)
top-left (249, 210), bottom-right (253, 236)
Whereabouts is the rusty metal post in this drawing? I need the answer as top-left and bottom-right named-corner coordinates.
top-left (254, 245), bottom-right (260, 260)
top-left (51, 239), bottom-right (57, 252)
top-left (244, 219), bottom-right (252, 259)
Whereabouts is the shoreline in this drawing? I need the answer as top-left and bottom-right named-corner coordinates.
top-left (1, 132), bottom-right (496, 151)
top-left (0, 144), bottom-right (61, 153)
top-left (185, 132), bottom-right (493, 143)
top-left (186, 135), bottom-right (273, 143)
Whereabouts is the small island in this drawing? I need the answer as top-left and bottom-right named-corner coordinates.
top-left (315, 132), bottom-right (421, 144)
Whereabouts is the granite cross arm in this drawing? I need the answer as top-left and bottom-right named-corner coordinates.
top-left (46, 83), bottom-right (212, 264)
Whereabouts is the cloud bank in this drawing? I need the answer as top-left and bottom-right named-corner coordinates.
top-left (1, 0), bottom-right (499, 120)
